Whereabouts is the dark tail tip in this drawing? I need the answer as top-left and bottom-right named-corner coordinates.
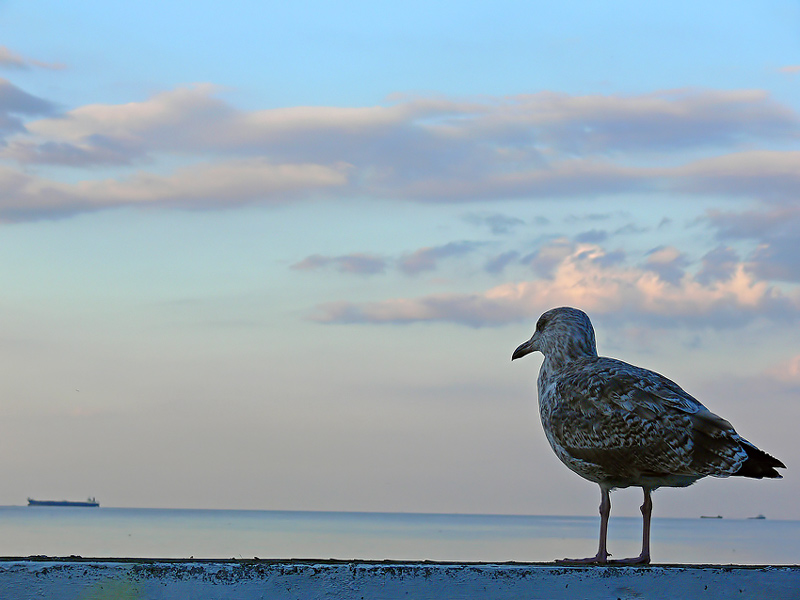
top-left (734, 440), bottom-right (786, 479)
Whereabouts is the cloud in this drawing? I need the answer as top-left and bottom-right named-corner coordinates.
top-left (311, 244), bottom-right (800, 328)
top-left (2, 84), bottom-right (800, 220)
top-left (13, 87), bottom-right (799, 177)
top-left (391, 158), bottom-right (657, 202)
top-left (463, 88), bottom-right (799, 154)
top-left (16, 85), bottom-right (475, 169)
top-left (294, 241), bottom-right (494, 277)
top-left (705, 204), bottom-right (800, 283)
top-left (695, 246), bottom-right (740, 285)
top-left (0, 78), bottom-right (57, 137)
top-left (575, 229), bottom-right (608, 244)
top-left (565, 212), bottom-right (617, 223)
top-left (0, 159), bottom-right (350, 221)
top-left (614, 223), bottom-right (648, 235)
top-left (0, 46), bottom-right (65, 71)
top-left (523, 237), bottom-right (575, 277)
top-left (463, 212), bottom-right (526, 235)
top-left (675, 151), bottom-right (800, 203)
top-left (311, 293), bottom-right (528, 327)
top-left (484, 251), bottom-right (520, 274)
top-left (11, 84), bottom-right (235, 165)
top-left (291, 253), bottom-right (387, 275)
top-left (778, 66), bottom-right (800, 75)
top-left (767, 354), bottom-right (800, 387)
top-left (6, 138), bottom-right (141, 167)
top-left (644, 246), bottom-right (689, 285)
top-left (398, 241), bottom-right (485, 275)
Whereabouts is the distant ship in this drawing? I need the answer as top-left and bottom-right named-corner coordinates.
top-left (27, 497), bottom-right (99, 508)
top-left (700, 515), bottom-right (723, 519)
top-left (748, 514), bottom-right (767, 520)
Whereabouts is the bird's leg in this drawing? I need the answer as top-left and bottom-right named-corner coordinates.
top-left (556, 486), bottom-right (611, 564)
top-left (608, 487), bottom-right (652, 565)
top-left (597, 486), bottom-right (611, 561)
top-left (637, 488), bottom-right (653, 564)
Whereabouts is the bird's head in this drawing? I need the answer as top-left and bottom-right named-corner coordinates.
top-left (512, 306), bottom-right (598, 364)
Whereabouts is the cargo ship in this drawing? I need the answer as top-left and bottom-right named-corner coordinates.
top-left (27, 497), bottom-right (99, 507)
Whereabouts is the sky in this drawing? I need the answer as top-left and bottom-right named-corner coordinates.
top-left (0, 1), bottom-right (798, 521)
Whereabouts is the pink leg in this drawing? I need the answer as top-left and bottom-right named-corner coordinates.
top-left (638, 488), bottom-right (653, 563)
top-left (556, 485), bottom-right (611, 564)
top-left (609, 487), bottom-right (652, 565)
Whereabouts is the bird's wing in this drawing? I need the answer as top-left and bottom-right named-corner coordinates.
top-left (547, 358), bottom-right (744, 478)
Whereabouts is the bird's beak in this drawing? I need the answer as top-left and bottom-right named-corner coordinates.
top-left (512, 334), bottom-right (537, 361)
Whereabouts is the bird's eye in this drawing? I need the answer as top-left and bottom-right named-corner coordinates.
top-left (536, 316), bottom-right (547, 331)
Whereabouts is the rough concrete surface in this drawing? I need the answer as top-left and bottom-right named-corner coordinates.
top-left (1, 558), bottom-right (799, 599)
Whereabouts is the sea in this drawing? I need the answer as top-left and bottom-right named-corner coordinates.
top-left (0, 506), bottom-right (797, 565)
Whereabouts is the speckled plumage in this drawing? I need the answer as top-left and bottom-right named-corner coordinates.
top-left (512, 306), bottom-right (785, 564)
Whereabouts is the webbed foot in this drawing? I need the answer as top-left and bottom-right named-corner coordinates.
top-left (555, 552), bottom-right (609, 565)
top-left (607, 553), bottom-right (650, 565)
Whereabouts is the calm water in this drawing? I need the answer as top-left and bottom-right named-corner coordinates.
top-left (0, 506), bottom-right (797, 564)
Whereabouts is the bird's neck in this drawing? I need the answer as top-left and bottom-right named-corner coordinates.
top-left (542, 342), bottom-right (597, 373)
top-left (537, 343), bottom-right (596, 391)
top-left (537, 356), bottom-right (560, 389)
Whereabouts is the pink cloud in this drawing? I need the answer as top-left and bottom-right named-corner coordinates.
top-left (311, 245), bottom-right (800, 328)
top-left (766, 354), bottom-right (800, 385)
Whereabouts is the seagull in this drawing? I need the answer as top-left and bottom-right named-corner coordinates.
top-left (512, 307), bottom-right (785, 564)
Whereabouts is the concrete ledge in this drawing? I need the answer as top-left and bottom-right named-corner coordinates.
top-left (1, 558), bottom-right (798, 599)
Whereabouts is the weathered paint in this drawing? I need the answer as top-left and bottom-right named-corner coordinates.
top-left (0, 559), bottom-right (798, 599)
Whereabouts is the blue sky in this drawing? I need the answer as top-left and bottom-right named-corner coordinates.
top-left (1, 1), bottom-right (799, 523)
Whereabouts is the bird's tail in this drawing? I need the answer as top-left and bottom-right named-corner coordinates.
top-left (733, 440), bottom-right (785, 479)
